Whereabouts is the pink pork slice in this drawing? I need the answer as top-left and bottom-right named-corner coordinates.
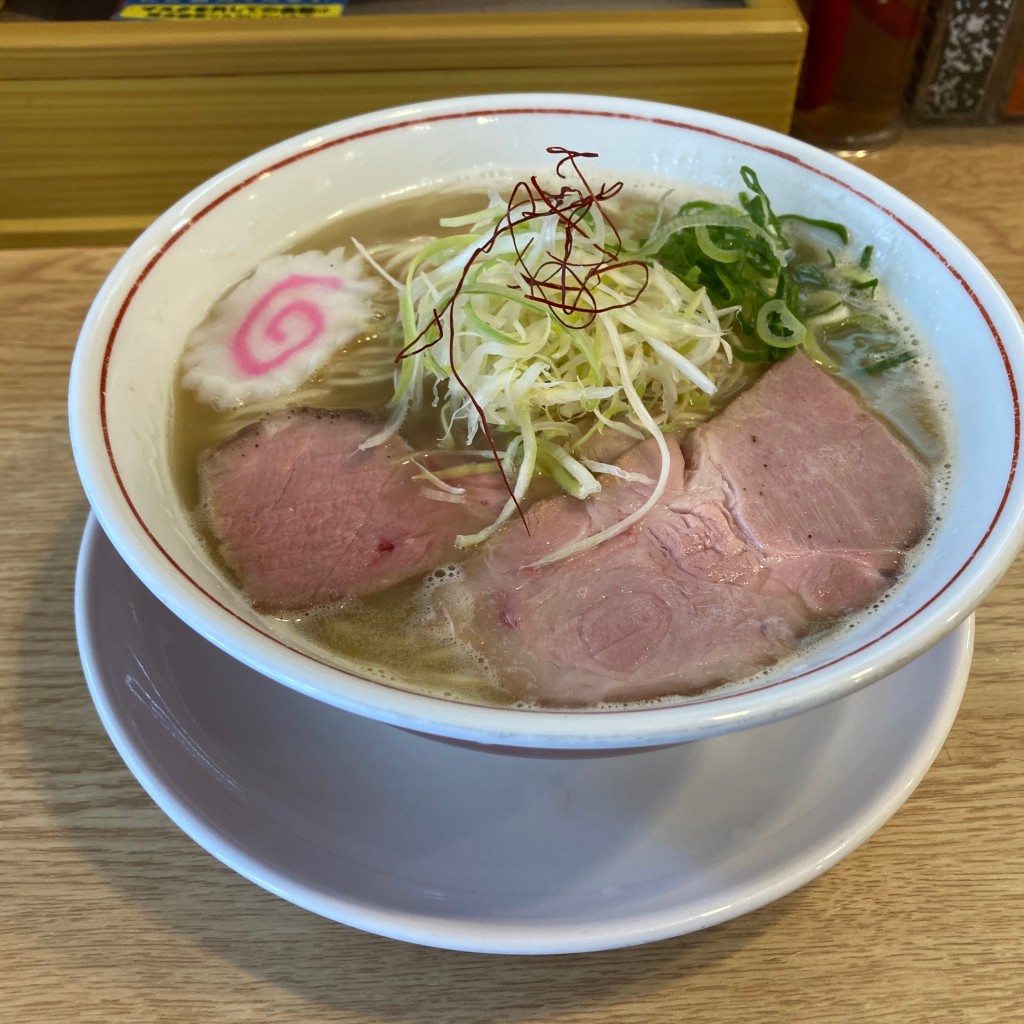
top-left (444, 353), bottom-right (931, 706)
top-left (199, 408), bottom-right (508, 611)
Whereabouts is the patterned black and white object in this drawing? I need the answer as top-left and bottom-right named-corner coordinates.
top-left (908, 0), bottom-right (1022, 122)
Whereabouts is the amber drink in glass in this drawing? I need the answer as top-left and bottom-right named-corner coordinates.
top-left (793, 0), bottom-right (927, 154)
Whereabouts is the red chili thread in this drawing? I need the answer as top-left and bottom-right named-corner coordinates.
top-left (397, 148), bottom-right (650, 530)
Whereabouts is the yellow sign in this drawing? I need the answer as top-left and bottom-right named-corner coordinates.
top-left (117, 4), bottom-right (345, 18)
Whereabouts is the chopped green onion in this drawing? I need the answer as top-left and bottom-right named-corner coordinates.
top-left (862, 350), bottom-right (917, 375)
top-left (850, 278), bottom-right (879, 296)
top-left (780, 213), bottom-right (850, 245)
top-left (694, 224), bottom-right (744, 263)
top-left (756, 299), bottom-right (806, 349)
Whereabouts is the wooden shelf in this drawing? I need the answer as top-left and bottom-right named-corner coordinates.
top-left (0, 2), bottom-right (806, 247)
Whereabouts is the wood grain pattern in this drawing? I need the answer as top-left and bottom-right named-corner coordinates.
top-left (0, 4), bottom-right (805, 78)
top-left (0, 61), bottom-right (800, 229)
top-left (0, 7), bottom-right (805, 246)
top-left (1, 126), bottom-right (1022, 1024)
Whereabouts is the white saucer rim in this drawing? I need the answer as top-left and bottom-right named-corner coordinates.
top-left (74, 515), bottom-right (972, 955)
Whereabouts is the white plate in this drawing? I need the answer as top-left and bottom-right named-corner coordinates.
top-left (75, 515), bottom-right (972, 955)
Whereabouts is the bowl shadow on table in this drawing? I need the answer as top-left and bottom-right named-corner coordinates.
top-left (14, 507), bottom-right (814, 1019)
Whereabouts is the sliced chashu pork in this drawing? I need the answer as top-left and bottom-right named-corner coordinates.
top-left (442, 353), bottom-right (930, 705)
top-left (200, 408), bottom-right (507, 611)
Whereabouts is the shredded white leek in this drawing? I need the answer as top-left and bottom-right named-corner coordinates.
top-left (410, 459), bottom-right (466, 495)
top-left (363, 186), bottom-right (742, 562)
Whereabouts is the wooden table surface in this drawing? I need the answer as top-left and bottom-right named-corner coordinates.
top-left (1, 125), bottom-right (1022, 1024)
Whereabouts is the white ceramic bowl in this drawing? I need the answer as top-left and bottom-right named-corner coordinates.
top-left (69, 94), bottom-right (1024, 751)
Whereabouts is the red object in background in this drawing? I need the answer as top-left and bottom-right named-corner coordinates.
top-left (1005, 56), bottom-right (1024, 115)
top-left (857, 0), bottom-right (923, 40)
top-left (797, 0), bottom-right (923, 113)
top-left (798, 0), bottom-right (853, 111)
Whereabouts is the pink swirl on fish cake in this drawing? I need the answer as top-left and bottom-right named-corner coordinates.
top-left (230, 273), bottom-right (344, 377)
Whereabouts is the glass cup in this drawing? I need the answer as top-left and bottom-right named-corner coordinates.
top-left (792, 0), bottom-right (929, 155)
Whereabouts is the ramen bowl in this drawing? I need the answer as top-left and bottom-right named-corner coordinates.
top-left (69, 94), bottom-right (1024, 752)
